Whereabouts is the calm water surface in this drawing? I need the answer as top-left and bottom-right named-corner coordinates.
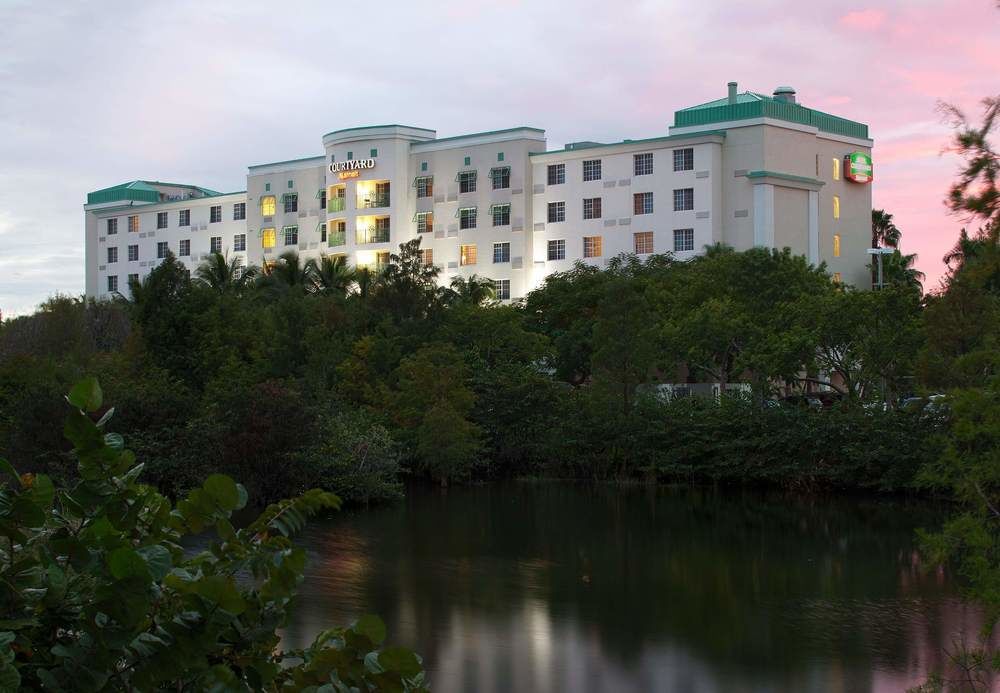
top-left (280, 483), bottom-right (986, 692)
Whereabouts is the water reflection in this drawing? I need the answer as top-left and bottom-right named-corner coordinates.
top-left (282, 483), bottom-right (990, 692)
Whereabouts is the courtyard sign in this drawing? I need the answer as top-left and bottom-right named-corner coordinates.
top-left (843, 151), bottom-right (873, 184)
top-left (330, 158), bottom-right (375, 174)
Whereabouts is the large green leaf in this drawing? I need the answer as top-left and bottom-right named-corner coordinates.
top-left (377, 647), bottom-right (423, 678)
top-left (67, 377), bottom-right (103, 412)
top-left (193, 575), bottom-right (247, 615)
top-left (353, 614), bottom-right (386, 646)
top-left (136, 545), bottom-right (172, 581)
top-left (108, 547), bottom-right (152, 583)
top-left (0, 458), bottom-right (18, 483)
top-left (203, 475), bottom-right (240, 511)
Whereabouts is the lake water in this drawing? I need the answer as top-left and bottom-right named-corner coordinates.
top-left (280, 482), bottom-right (987, 692)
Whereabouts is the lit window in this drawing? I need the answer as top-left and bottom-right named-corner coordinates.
top-left (491, 204), bottom-right (510, 227)
top-left (459, 207), bottom-right (477, 230)
top-left (493, 242), bottom-right (510, 263)
top-left (416, 212), bottom-right (433, 233)
top-left (420, 248), bottom-right (433, 266)
top-left (633, 192), bottom-right (653, 215)
top-left (178, 240), bottom-right (190, 257)
top-left (833, 272), bottom-right (842, 283)
top-left (460, 244), bottom-right (477, 266)
top-left (284, 226), bottom-right (298, 246)
top-left (156, 212), bottom-right (168, 229)
top-left (583, 236), bottom-right (602, 258)
top-left (583, 159), bottom-right (601, 182)
top-left (547, 164), bottom-right (565, 185)
top-left (234, 203), bottom-right (246, 220)
top-left (107, 218), bottom-right (118, 234)
top-left (547, 201), bottom-right (565, 223)
top-left (583, 197), bottom-right (602, 219)
top-left (260, 195), bottom-right (276, 217)
top-left (833, 195), bottom-right (840, 219)
top-left (262, 228), bottom-right (276, 249)
top-left (178, 210), bottom-right (190, 227)
top-left (547, 239), bottom-right (566, 261)
top-left (833, 234), bottom-right (841, 257)
top-left (674, 228), bottom-right (694, 252)
top-left (832, 158), bottom-right (840, 181)
top-left (634, 231), bottom-right (654, 255)
top-left (673, 188), bottom-right (694, 211)
top-left (634, 152), bottom-right (653, 176)
top-left (107, 246), bottom-right (117, 263)
top-left (673, 148), bottom-right (694, 171)
top-left (128, 215), bottom-right (139, 233)
top-left (494, 279), bottom-right (511, 300)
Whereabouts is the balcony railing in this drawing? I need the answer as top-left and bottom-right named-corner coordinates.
top-left (328, 231), bottom-right (346, 247)
top-left (356, 225), bottom-right (390, 244)
top-left (357, 194), bottom-right (390, 209)
top-left (327, 197), bottom-right (346, 213)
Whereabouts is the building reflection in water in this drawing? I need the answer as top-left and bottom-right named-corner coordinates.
top-left (280, 483), bottom-right (995, 693)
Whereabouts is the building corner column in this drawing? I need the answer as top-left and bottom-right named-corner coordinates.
top-left (752, 183), bottom-right (775, 248)
top-left (807, 190), bottom-right (819, 265)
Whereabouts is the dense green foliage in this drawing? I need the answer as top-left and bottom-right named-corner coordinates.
top-left (0, 377), bottom-right (425, 691)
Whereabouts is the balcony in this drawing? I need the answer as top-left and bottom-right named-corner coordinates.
top-left (356, 224), bottom-right (390, 244)
top-left (327, 197), bottom-right (346, 213)
top-left (328, 231), bottom-right (346, 247)
top-left (356, 193), bottom-right (390, 210)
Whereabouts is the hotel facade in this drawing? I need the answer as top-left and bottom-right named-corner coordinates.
top-left (84, 83), bottom-right (874, 301)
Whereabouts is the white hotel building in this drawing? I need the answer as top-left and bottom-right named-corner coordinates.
top-left (84, 83), bottom-right (874, 301)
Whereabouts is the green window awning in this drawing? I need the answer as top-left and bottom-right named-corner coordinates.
top-left (455, 206), bottom-right (477, 218)
top-left (454, 170), bottom-right (477, 182)
top-left (488, 203), bottom-right (511, 213)
top-left (413, 175), bottom-right (433, 187)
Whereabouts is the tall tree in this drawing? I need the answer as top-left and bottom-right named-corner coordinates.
top-left (941, 96), bottom-right (1000, 226)
top-left (871, 209), bottom-right (901, 248)
top-left (194, 252), bottom-right (258, 294)
top-left (308, 254), bottom-right (356, 297)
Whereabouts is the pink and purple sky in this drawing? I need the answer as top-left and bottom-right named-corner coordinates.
top-left (0, 0), bottom-right (997, 315)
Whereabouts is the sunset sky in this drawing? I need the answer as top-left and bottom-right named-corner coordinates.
top-left (0, 0), bottom-right (997, 315)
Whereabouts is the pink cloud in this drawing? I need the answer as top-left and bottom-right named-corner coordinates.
top-left (839, 8), bottom-right (887, 31)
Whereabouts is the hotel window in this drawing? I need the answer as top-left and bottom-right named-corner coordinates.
top-left (464, 156), bottom-right (471, 166)
top-left (179, 210), bottom-right (190, 227)
top-left (492, 203), bottom-right (510, 226)
top-left (178, 239), bottom-right (190, 257)
top-left (460, 244), bottom-right (477, 266)
top-left (128, 244), bottom-right (139, 261)
top-left (547, 239), bottom-right (566, 261)
top-left (833, 195), bottom-right (840, 219)
top-left (233, 259), bottom-right (245, 280)
top-left (583, 197), bottom-right (602, 219)
top-left (416, 176), bottom-right (433, 198)
top-left (284, 194), bottom-right (298, 213)
top-left (583, 236), bottom-right (603, 258)
top-left (583, 159), bottom-right (602, 182)
top-left (347, 151), bottom-right (353, 160)
top-left (634, 231), bottom-right (654, 255)
top-left (107, 247), bottom-right (117, 264)
top-left (262, 228), bottom-right (276, 249)
top-left (234, 202), bottom-right (246, 220)
top-left (494, 279), bottom-right (511, 300)
top-left (260, 195), bottom-right (276, 217)
top-left (490, 166), bottom-right (511, 190)
top-left (832, 158), bottom-right (840, 181)
top-left (420, 248), bottom-right (433, 266)
top-left (128, 273), bottom-right (138, 285)
top-left (319, 189), bottom-right (327, 210)
top-left (493, 242), bottom-right (510, 263)
top-left (287, 180), bottom-right (293, 189)
top-left (459, 207), bottom-right (477, 230)
top-left (421, 162), bottom-right (428, 172)
top-left (210, 205), bottom-right (222, 223)
top-left (107, 218), bottom-right (118, 235)
top-left (547, 201), bottom-right (566, 223)
top-left (265, 183), bottom-right (271, 192)
top-left (673, 188), bottom-right (694, 211)
top-left (157, 241), bottom-right (169, 259)
top-left (497, 152), bottom-right (505, 162)
top-left (674, 228), bottom-right (694, 252)
top-left (156, 212), bottom-right (168, 229)
top-left (370, 148), bottom-right (378, 158)
top-left (107, 275), bottom-right (118, 293)
top-left (833, 272), bottom-right (842, 283)
top-left (207, 236), bottom-right (220, 254)
top-left (329, 220), bottom-right (346, 246)
top-left (416, 211), bottom-right (433, 233)
top-left (633, 192), bottom-right (653, 215)
top-left (458, 170), bottom-right (477, 194)
top-left (319, 224), bottom-right (327, 243)
top-left (547, 164), bottom-right (565, 185)
top-left (673, 148), bottom-right (694, 172)
top-left (128, 215), bottom-right (139, 233)
top-left (284, 226), bottom-right (298, 246)
top-left (634, 152), bottom-right (653, 176)
top-left (833, 234), bottom-right (841, 257)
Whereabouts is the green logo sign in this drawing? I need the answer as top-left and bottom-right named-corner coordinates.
top-left (844, 151), bottom-right (873, 183)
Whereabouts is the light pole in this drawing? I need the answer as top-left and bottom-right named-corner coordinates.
top-left (866, 247), bottom-right (895, 290)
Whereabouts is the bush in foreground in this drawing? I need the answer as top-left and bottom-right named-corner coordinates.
top-left (0, 378), bottom-right (426, 691)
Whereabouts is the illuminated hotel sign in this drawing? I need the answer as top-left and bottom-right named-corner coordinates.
top-left (843, 151), bottom-right (873, 183)
top-left (331, 158), bottom-right (375, 180)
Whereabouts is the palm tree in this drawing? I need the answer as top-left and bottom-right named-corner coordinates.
top-left (194, 252), bottom-right (258, 294)
top-left (307, 254), bottom-right (356, 297)
top-left (444, 275), bottom-right (496, 306)
top-left (871, 209), bottom-right (901, 249)
top-left (257, 251), bottom-right (311, 293)
top-left (879, 250), bottom-right (925, 291)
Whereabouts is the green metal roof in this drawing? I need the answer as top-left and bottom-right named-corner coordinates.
top-left (247, 155), bottom-right (325, 170)
top-left (673, 91), bottom-right (869, 140)
top-left (322, 124), bottom-right (435, 138)
top-left (86, 180), bottom-right (223, 205)
top-left (530, 131), bottom-right (726, 157)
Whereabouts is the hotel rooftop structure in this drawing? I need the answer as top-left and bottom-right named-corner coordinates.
top-left (84, 82), bottom-right (874, 301)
